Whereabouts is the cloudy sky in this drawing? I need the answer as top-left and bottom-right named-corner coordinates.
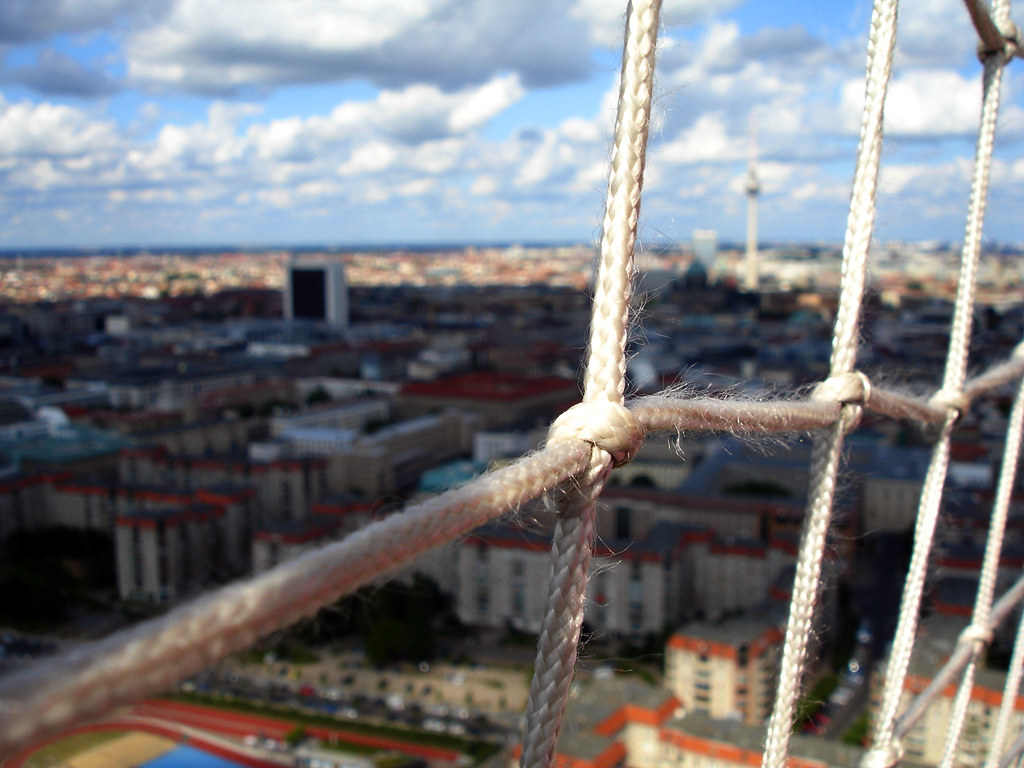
top-left (1, 0), bottom-right (1022, 249)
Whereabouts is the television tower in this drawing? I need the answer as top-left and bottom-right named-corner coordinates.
top-left (744, 117), bottom-right (760, 293)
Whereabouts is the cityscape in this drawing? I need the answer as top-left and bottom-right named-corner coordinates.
top-left (0, 233), bottom-right (1022, 768)
top-left (1, 1), bottom-right (1024, 768)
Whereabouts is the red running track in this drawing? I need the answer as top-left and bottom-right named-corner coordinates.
top-left (2, 717), bottom-right (282, 768)
top-left (4, 700), bottom-right (461, 768)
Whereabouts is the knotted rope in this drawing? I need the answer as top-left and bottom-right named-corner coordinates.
top-left (519, 2), bottom-right (660, 767)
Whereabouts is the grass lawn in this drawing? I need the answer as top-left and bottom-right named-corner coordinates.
top-left (28, 731), bottom-right (127, 763)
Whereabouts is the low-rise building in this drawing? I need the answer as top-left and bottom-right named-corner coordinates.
top-left (665, 616), bottom-right (783, 725)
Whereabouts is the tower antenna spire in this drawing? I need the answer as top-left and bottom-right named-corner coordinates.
top-left (745, 113), bottom-right (760, 293)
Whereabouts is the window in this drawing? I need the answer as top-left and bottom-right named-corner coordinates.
top-left (616, 507), bottom-right (630, 539)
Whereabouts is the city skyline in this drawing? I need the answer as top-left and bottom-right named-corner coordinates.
top-left (0, 0), bottom-right (1022, 249)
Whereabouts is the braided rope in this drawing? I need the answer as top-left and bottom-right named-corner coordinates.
top-left (937, 344), bottom-right (1024, 768)
top-left (0, 2), bottom-right (1022, 766)
top-left (0, 440), bottom-right (593, 754)
top-left (2, 345), bottom-right (1023, 759)
top-left (896, 573), bottom-right (1024, 741)
top-left (866, 23), bottom-right (1010, 767)
top-left (995, 607), bottom-right (1024, 768)
top-left (520, 2), bottom-right (660, 766)
top-left (760, 1), bottom-right (898, 766)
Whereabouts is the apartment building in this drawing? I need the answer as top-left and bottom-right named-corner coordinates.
top-left (119, 446), bottom-right (327, 522)
top-left (665, 616), bottom-right (783, 726)
top-left (877, 613), bottom-right (1024, 767)
top-left (454, 521), bottom-right (697, 639)
top-left (115, 506), bottom-right (223, 603)
top-left (506, 678), bottom-right (862, 768)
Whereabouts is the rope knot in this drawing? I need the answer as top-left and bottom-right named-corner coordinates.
top-left (812, 371), bottom-right (872, 405)
top-left (959, 624), bottom-right (993, 648)
top-left (978, 19), bottom-right (1021, 62)
top-left (547, 401), bottom-right (644, 469)
top-left (812, 372), bottom-right (870, 433)
top-left (860, 740), bottom-right (904, 768)
top-left (929, 388), bottom-right (969, 419)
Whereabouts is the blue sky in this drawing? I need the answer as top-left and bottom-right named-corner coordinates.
top-left (0, 0), bottom-right (1021, 249)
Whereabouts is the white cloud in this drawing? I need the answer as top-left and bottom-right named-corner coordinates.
top-left (0, 98), bottom-right (120, 157)
top-left (659, 112), bottom-right (744, 164)
top-left (124, 0), bottom-right (591, 93)
top-left (571, 0), bottom-right (743, 48)
top-left (338, 142), bottom-right (397, 176)
top-left (841, 70), bottom-right (983, 136)
top-left (449, 76), bottom-right (525, 133)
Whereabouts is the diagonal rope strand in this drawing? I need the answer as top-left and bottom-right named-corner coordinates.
top-left (1, 2), bottom-right (1023, 765)
top-left (897, 570), bottom-right (1024, 740)
top-left (0, 439), bottom-right (593, 756)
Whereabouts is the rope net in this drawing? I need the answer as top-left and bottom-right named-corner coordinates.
top-left (0, 1), bottom-right (1022, 768)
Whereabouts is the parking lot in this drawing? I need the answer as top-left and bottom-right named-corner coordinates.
top-left (191, 649), bottom-right (533, 738)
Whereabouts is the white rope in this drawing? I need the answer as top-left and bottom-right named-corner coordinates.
top-left (995, 607), bottom-right (1024, 768)
top-left (760, 1), bottom-right (898, 766)
top-left (1, 2), bottom-right (1022, 765)
top-left (896, 573), bottom-right (1024, 739)
top-left (865, 15), bottom-right (1008, 763)
top-left (0, 439), bottom-right (593, 755)
top-left (937, 366), bottom-right (1022, 768)
top-left (991, 609), bottom-right (1024, 767)
top-left (519, 2), bottom-right (660, 767)
top-left (5, 343), bottom-right (1024, 758)
top-left (997, 630), bottom-right (1024, 768)
top-left (938, 370), bottom-right (1024, 768)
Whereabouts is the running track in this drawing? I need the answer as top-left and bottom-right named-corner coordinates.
top-left (3, 700), bottom-right (462, 768)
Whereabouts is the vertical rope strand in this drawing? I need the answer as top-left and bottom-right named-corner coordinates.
top-left (520, 2), bottom-right (660, 767)
top-left (939, 367), bottom-right (1024, 768)
top-left (582, 0), bottom-right (661, 405)
top-left (760, 1), bottom-right (898, 766)
top-left (993, 612), bottom-right (1024, 768)
top-left (866, 38), bottom-right (1007, 768)
top-left (829, 0), bottom-right (901, 376)
top-left (760, 422), bottom-right (845, 768)
top-left (979, 377), bottom-right (1024, 768)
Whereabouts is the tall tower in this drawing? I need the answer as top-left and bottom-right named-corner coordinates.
top-left (744, 118), bottom-right (760, 293)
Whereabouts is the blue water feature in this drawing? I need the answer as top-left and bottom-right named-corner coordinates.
top-left (142, 745), bottom-right (247, 768)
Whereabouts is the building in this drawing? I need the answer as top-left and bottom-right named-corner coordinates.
top-left (119, 447), bottom-right (327, 523)
top-left (396, 371), bottom-right (578, 430)
top-left (659, 711), bottom-right (863, 768)
top-left (454, 521), bottom-right (699, 639)
top-left (251, 516), bottom-right (342, 573)
top-left (875, 613), bottom-right (1024, 767)
top-left (665, 616), bottom-right (783, 725)
top-left (285, 260), bottom-right (348, 327)
top-left (692, 229), bottom-right (718, 272)
top-left (507, 677), bottom-right (863, 768)
top-left (115, 506), bottom-right (223, 603)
